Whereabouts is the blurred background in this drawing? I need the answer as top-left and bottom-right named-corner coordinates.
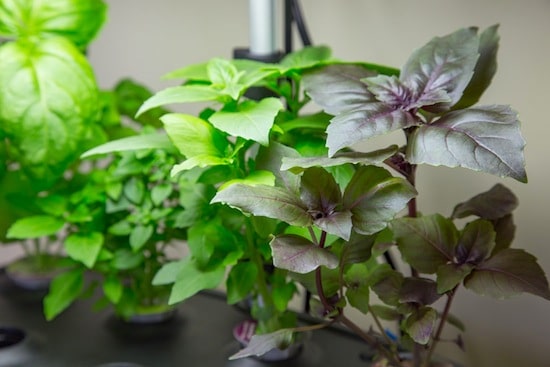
top-left (2, 1), bottom-right (549, 366)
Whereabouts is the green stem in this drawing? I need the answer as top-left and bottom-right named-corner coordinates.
top-left (368, 303), bottom-right (397, 350)
top-left (422, 287), bottom-right (458, 367)
top-left (245, 219), bottom-right (273, 312)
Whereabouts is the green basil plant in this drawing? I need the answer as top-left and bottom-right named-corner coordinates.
top-left (0, 0), bottom-right (107, 280)
top-left (138, 25), bottom-right (549, 366)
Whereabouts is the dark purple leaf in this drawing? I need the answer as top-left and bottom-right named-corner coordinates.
top-left (451, 183), bottom-right (518, 220)
top-left (407, 105), bottom-right (527, 182)
top-left (364, 75), bottom-right (418, 108)
top-left (211, 184), bottom-right (311, 226)
top-left (371, 265), bottom-right (404, 306)
top-left (456, 219), bottom-right (496, 265)
top-left (300, 167), bottom-right (342, 215)
top-left (315, 211), bottom-right (353, 241)
top-left (400, 27), bottom-right (479, 112)
top-left (302, 64), bottom-right (377, 115)
top-left (392, 214), bottom-right (458, 274)
top-left (280, 145), bottom-right (399, 173)
top-left (398, 277), bottom-right (441, 306)
top-left (270, 234), bottom-right (338, 274)
top-left (343, 165), bottom-right (417, 235)
top-left (464, 249), bottom-right (550, 300)
top-left (454, 25), bottom-right (500, 110)
top-left (326, 103), bottom-right (418, 156)
top-left (229, 329), bottom-right (295, 360)
top-left (436, 263), bottom-right (474, 294)
top-left (493, 214), bottom-right (515, 253)
top-left (403, 307), bottom-right (438, 345)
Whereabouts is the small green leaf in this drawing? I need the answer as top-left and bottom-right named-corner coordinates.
top-left (168, 257), bottom-right (225, 304)
top-left (123, 177), bottom-right (145, 204)
top-left (108, 220), bottom-right (132, 236)
top-left (151, 183), bottom-right (173, 206)
top-left (64, 232), bottom-right (104, 268)
top-left (219, 170), bottom-right (275, 191)
top-left (403, 307), bottom-right (438, 345)
top-left (153, 260), bottom-right (186, 286)
top-left (129, 225), bottom-right (154, 251)
top-left (280, 45), bottom-right (332, 71)
top-left (344, 165), bottom-right (417, 235)
top-left (35, 195), bottom-right (67, 216)
top-left (226, 261), bottom-right (258, 305)
top-left (392, 214), bottom-right (458, 274)
top-left (7, 215), bottom-right (64, 239)
top-left (137, 85), bottom-right (225, 116)
top-left (451, 184), bottom-right (518, 220)
top-left (162, 62), bottom-right (209, 81)
top-left (162, 113), bottom-right (228, 159)
top-left (103, 275), bottom-right (123, 304)
top-left (44, 269), bottom-right (84, 321)
top-left (408, 106), bottom-right (527, 182)
top-left (229, 329), bottom-right (295, 360)
top-left (111, 249), bottom-right (143, 270)
top-left (464, 249), bottom-right (550, 300)
top-left (209, 98), bottom-right (283, 146)
top-left (270, 234), bottom-right (338, 273)
top-left (346, 280), bottom-right (371, 313)
top-left (82, 133), bottom-right (175, 158)
top-left (212, 184), bottom-right (312, 227)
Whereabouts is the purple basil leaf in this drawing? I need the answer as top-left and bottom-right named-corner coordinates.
top-left (211, 184), bottom-right (311, 227)
top-left (270, 234), bottom-right (339, 274)
top-left (464, 249), bottom-right (550, 300)
top-left (453, 25), bottom-right (500, 110)
top-left (343, 165), bottom-right (417, 235)
top-left (400, 27), bottom-right (479, 112)
top-left (326, 103), bottom-right (418, 156)
top-left (493, 214), bottom-right (515, 253)
top-left (436, 263), bottom-right (474, 294)
top-left (456, 219), bottom-right (496, 265)
top-left (392, 214), bottom-right (458, 274)
top-left (280, 145), bottom-right (399, 174)
top-left (364, 75), bottom-right (418, 108)
top-left (407, 105), bottom-right (527, 182)
top-left (256, 142), bottom-right (301, 194)
top-left (371, 265), bottom-right (404, 306)
top-left (302, 64), bottom-right (377, 115)
top-left (229, 329), bottom-right (295, 360)
top-left (398, 277), bottom-right (441, 306)
top-left (403, 307), bottom-right (438, 345)
top-left (451, 183), bottom-right (518, 220)
top-left (299, 167), bottom-right (353, 239)
top-left (300, 167), bottom-right (342, 214)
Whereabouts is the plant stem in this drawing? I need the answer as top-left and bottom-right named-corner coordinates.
top-left (368, 303), bottom-right (396, 349)
top-left (422, 287), bottom-right (458, 367)
top-left (245, 219), bottom-right (274, 313)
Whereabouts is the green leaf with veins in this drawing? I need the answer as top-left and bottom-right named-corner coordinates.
top-left (64, 232), bottom-right (103, 268)
top-left (209, 98), bottom-right (283, 146)
top-left (44, 269), bottom-right (84, 321)
top-left (137, 85), bottom-right (226, 116)
top-left (7, 215), bottom-right (64, 239)
top-left (226, 261), bottom-right (258, 305)
top-left (161, 113), bottom-right (228, 159)
top-left (0, 37), bottom-right (100, 183)
top-left (0, 0), bottom-right (107, 48)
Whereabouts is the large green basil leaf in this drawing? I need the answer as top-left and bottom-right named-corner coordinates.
top-left (0, 0), bottom-right (107, 48)
top-left (0, 37), bottom-right (100, 183)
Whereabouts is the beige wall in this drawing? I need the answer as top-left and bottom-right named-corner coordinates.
top-left (2, 1), bottom-right (548, 366)
top-left (87, 1), bottom-right (550, 366)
